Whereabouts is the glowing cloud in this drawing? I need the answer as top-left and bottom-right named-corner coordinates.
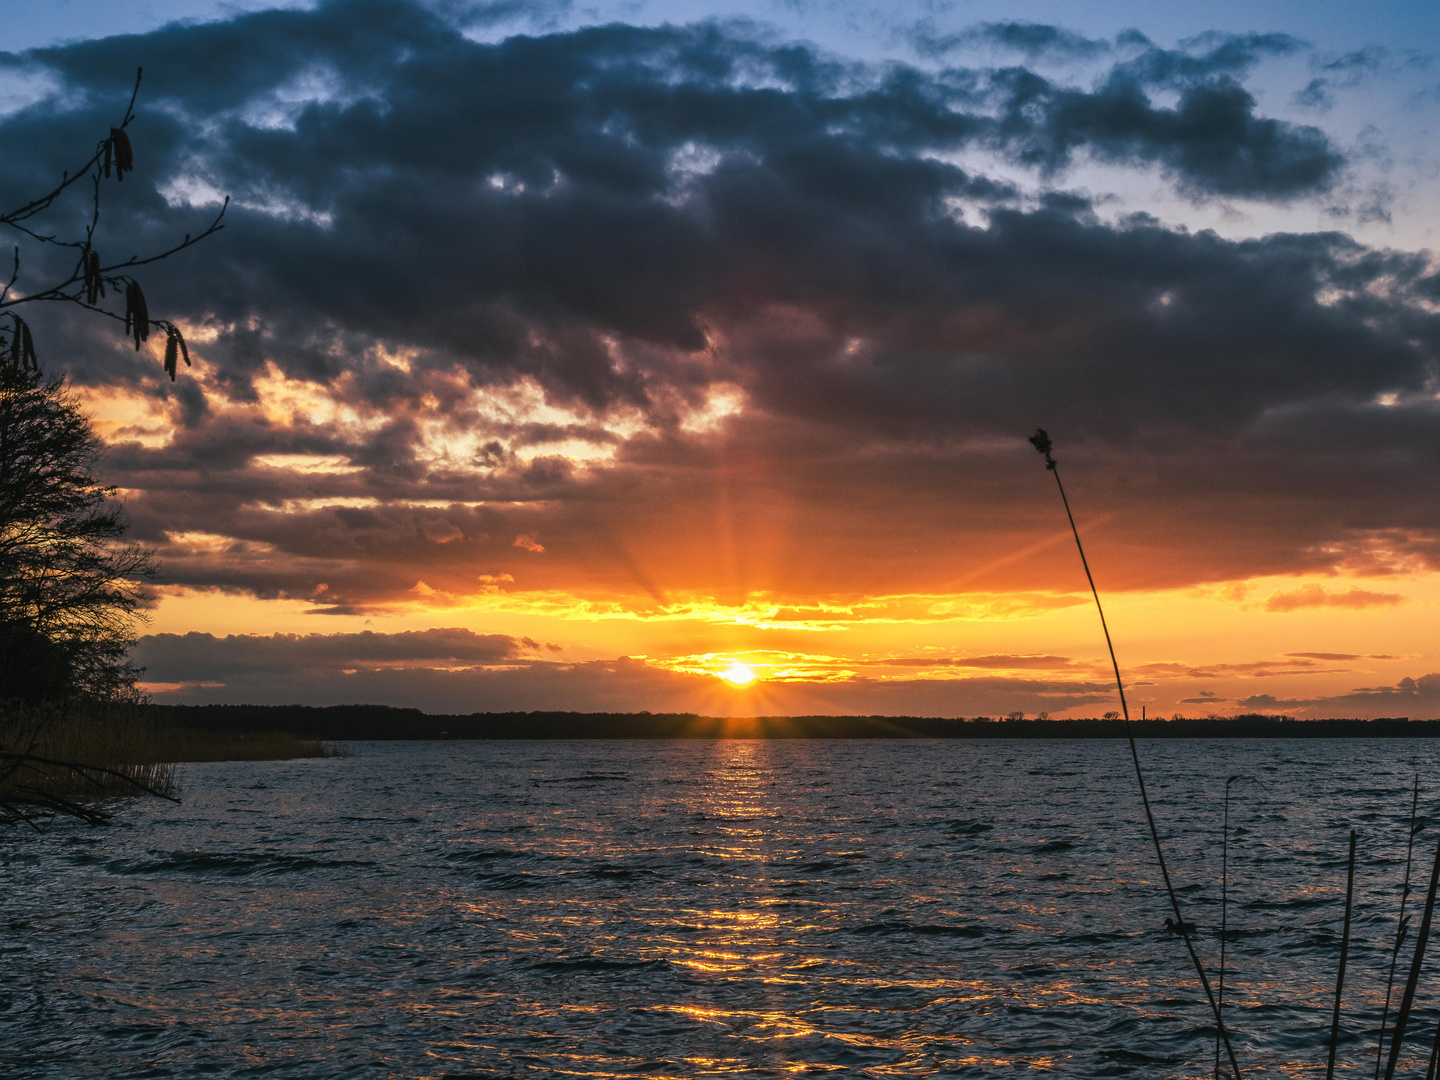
top-left (1264, 585), bottom-right (1405, 613)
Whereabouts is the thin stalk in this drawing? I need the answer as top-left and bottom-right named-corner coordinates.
top-left (1218, 775), bottom-right (1241, 1080)
top-left (1427, 1020), bottom-right (1440, 1080)
top-left (1384, 834), bottom-right (1440, 1079)
top-left (1030, 431), bottom-right (1242, 1080)
top-left (1327, 830), bottom-right (1358, 1078)
top-left (1377, 775), bottom-right (1421, 1079)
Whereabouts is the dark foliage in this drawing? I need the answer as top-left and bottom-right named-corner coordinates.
top-left (0, 364), bottom-right (155, 701)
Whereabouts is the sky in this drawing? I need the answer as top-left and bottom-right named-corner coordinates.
top-left (3, 0), bottom-right (1440, 718)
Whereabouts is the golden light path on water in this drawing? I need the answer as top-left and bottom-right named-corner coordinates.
top-left (7, 739), bottom-right (1440, 1077)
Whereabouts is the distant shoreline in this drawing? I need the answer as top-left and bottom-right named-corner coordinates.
top-left (151, 704), bottom-right (1436, 739)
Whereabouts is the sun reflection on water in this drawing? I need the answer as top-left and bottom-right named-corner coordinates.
top-left (6, 740), bottom-right (1435, 1078)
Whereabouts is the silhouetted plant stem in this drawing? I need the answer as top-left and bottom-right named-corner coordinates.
top-left (1377, 775), bottom-right (1421, 1079)
top-left (1426, 1022), bottom-right (1440, 1080)
top-left (1384, 835), bottom-right (1440, 1079)
top-left (1217, 775), bottom-right (1241, 1080)
top-left (1028, 430), bottom-right (1242, 1080)
top-left (1327, 830), bottom-right (1357, 1078)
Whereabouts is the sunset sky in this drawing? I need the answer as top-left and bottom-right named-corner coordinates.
top-left (4, 0), bottom-right (1440, 717)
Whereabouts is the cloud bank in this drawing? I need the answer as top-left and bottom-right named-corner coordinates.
top-left (1, 1), bottom-right (1437, 714)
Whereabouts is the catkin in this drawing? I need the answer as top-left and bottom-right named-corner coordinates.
top-left (124, 280), bottom-right (150, 350)
top-left (109, 128), bottom-right (133, 179)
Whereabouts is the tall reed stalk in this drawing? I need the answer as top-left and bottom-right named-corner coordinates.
top-left (1029, 429), bottom-right (1242, 1079)
top-left (1326, 829), bottom-right (1357, 1078)
top-left (1384, 835), bottom-right (1440, 1079)
top-left (1217, 775), bottom-right (1240, 1080)
top-left (1376, 775), bottom-right (1421, 1078)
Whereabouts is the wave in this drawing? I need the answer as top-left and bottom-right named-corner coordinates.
top-left (532, 773), bottom-right (631, 784)
top-left (852, 920), bottom-right (987, 938)
top-left (474, 871), bottom-right (548, 890)
top-left (443, 847), bottom-right (523, 863)
top-left (529, 957), bottom-right (671, 972)
top-left (105, 850), bottom-right (376, 877)
top-left (575, 865), bottom-right (662, 880)
top-left (944, 819), bottom-right (994, 835)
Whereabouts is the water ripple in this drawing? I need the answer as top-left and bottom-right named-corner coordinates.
top-left (6, 739), bottom-right (1440, 1078)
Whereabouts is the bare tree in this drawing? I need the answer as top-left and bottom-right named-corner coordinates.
top-left (0, 68), bottom-right (226, 379)
top-left (0, 68), bottom-right (227, 826)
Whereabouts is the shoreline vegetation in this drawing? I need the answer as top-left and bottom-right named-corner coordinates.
top-left (1, 701), bottom-right (335, 817)
top-left (8, 701), bottom-right (1436, 822)
top-left (152, 703), bottom-right (1432, 740)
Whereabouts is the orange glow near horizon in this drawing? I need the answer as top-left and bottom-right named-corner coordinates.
top-left (135, 567), bottom-right (1440, 718)
top-left (77, 375), bottom-right (1440, 720)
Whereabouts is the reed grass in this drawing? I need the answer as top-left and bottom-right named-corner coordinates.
top-left (1385, 834), bottom-right (1440, 1078)
top-left (1, 698), bottom-right (336, 825)
top-left (1027, 431), bottom-right (1440, 1077)
top-left (1326, 829), bottom-right (1357, 1079)
top-left (1030, 429), bottom-right (1243, 1078)
top-left (161, 728), bottom-right (338, 762)
top-left (1217, 775), bottom-right (1239, 1080)
top-left (1376, 775), bottom-right (1421, 1077)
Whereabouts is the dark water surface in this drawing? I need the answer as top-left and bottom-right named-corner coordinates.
top-left (7, 739), bottom-right (1440, 1078)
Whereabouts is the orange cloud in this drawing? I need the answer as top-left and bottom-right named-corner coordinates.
top-left (1263, 585), bottom-right (1404, 613)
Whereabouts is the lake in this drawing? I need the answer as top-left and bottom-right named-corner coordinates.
top-left (6, 738), bottom-right (1440, 1078)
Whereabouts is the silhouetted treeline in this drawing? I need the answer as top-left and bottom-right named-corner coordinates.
top-left (146, 705), bottom-right (1434, 740)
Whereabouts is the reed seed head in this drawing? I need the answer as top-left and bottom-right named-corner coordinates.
top-left (1028, 428), bottom-right (1057, 470)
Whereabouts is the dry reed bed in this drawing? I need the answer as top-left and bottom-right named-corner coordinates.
top-left (1, 700), bottom-right (334, 823)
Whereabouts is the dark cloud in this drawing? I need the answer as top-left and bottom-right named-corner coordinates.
top-left (1286, 652), bottom-right (1399, 661)
top-left (5, 5), bottom-right (1356, 414)
top-left (0, 1), bottom-right (1434, 616)
top-left (1003, 74), bottom-right (1340, 197)
top-left (136, 628), bottom-right (549, 679)
top-left (1179, 691), bottom-right (1223, 704)
top-left (911, 21), bottom-right (1108, 62)
top-left (1233, 694), bottom-right (1312, 710)
top-left (1110, 31), bottom-right (1304, 86)
top-left (915, 25), bottom-right (1330, 197)
top-left (1321, 46), bottom-right (1393, 76)
top-left (1296, 46), bottom-right (1431, 111)
top-left (1241, 673), bottom-right (1440, 719)
top-left (1295, 79), bottom-right (1333, 111)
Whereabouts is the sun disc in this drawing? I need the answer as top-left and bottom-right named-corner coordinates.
top-left (722, 664), bottom-right (755, 686)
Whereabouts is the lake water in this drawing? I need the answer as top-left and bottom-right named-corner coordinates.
top-left (6, 739), bottom-right (1440, 1078)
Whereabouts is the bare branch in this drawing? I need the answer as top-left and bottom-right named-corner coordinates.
top-left (0, 199), bottom-right (228, 313)
top-left (13, 784), bottom-right (113, 825)
top-left (0, 69), bottom-right (142, 226)
top-left (0, 246), bottom-right (18, 306)
top-left (0, 67), bottom-right (222, 382)
top-left (0, 751), bottom-right (180, 802)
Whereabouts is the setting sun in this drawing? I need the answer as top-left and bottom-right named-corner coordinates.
top-left (20, 0), bottom-right (1438, 726)
top-left (722, 664), bottom-right (756, 686)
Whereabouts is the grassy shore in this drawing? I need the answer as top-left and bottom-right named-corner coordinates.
top-left (1, 700), bottom-right (335, 810)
